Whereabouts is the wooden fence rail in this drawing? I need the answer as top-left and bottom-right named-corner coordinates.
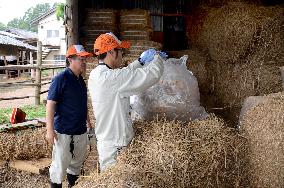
top-left (0, 41), bottom-right (66, 105)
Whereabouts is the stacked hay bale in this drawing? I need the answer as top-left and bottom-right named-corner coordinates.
top-left (186, 2), bottom-right (284, 124)
top-left (240, 92), bottom-right (284, 187)
top-left (119, 9), bottom-right (152, 41)
top-left (0, 128), bottom-right (51, 161)
top-left (123, 40), bottom-right (162, 65)
top-left (81, 9), bottom-right (118, 52)
top-left (119, 9), bottom-right (162, 66)
top-left (76, 116), bottom-right (248, 187)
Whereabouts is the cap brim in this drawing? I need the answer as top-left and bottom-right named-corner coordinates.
top-left (77, 51), bottom-right (93, 57)
top-left (118, 41), bottom-right (131, 49)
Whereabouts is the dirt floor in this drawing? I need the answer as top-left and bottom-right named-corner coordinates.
top-left (0, 145), bottom-right (98, 188)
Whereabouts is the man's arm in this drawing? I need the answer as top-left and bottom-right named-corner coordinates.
top-left (86, 110), bottom-right (92, 128)
top-left (117, 54), bottom-right (164, 97)
top-left (46, 100), bottom-right (57, 145)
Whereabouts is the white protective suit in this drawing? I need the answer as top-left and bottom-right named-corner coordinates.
top-left (88, 55), bottom-right (164, 171)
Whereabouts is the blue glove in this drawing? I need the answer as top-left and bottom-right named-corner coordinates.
top-left (139, 49), bottom-right (157, 64)
top-left (158, 51), bottom-right (168, 59)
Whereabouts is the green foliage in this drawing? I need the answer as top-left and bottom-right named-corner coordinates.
top-left (56, 3), bottom-right (65, 21)
top-left (7, 3), bottom-right (51, 32)
top-left (0, 22), bottom-right (6, 31)
top-left (0, 104), bottom-right (46, 124)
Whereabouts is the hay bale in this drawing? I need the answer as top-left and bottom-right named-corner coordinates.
top-left (209, 61), bottom-right (282, 108)
top-left (120, 30), bottom-right (151, 41)
top-left (206, 60), bottom-right (282, 125)
top-left (123, 40), bottom-right (162, 66)
top-left (240, 92), bottom-right (284, 187)
top-left (197, 3), bottom-right (283, 65)
top-left (76, 116), bottom-right (248, 187)
top-left (200, 2), bottom-right (263, 63)
top-left (120, 9), bottom-right (151, 30)
top-left (84, 9), bottom-right (117, 26)
top-left (119, 9), bottom-right (152, 41)
top-left (245, 6), bottom-right (284, 66)
top-left (81, 9), bottom-right (118, 50)
top-left (186, 7), bottom-right (210, 47)
top-left (0, 128), bottom-right (51, 161)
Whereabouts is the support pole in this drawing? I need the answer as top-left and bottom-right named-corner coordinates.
top-left (30, 51), bottom-right (35, 79)
top-left (35, 41), bottom-right (42, 105)
top-left (17, 53), bottom-right (20, 77)
top-left (4, 56), bottom-right (8, 79)
top-left (66, 0), bottom-right (79, 48)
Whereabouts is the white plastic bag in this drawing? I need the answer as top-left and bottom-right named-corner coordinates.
top-left (131, 55), bottom-right (208, 122)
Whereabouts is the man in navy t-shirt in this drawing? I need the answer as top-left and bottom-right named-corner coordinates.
top-left (46, 45), bottom-right (92, 188)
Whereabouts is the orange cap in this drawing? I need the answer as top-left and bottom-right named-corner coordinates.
top-left (94, 32), bottom-right (131, 55)
top-left (66, 45), bottom-right (93, 58)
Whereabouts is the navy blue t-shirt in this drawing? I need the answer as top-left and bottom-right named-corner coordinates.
top-left (47, 68), bottom-right (87, 135)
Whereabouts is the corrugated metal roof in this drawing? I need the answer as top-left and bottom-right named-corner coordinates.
top-left (0, 34), bottom-right (37, 50)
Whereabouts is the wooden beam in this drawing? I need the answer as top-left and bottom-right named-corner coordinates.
top-left (9, 158), bottom-right (51, 175)
top-left (0, 65), bottom-right (65, 70)
top-left (0, 83), bottom-right (40, 88)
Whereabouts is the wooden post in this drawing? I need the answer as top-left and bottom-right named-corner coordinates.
top-left (17, 53), bottom-right (20, 77)
top-left (35, 41), bottom-right (42, 105)
top-left (3, 56), bottom-right (8, 79)
top-left (66, 0), bottom-right (79, 48)
top-left (30, 51), bottom-right (35, 79)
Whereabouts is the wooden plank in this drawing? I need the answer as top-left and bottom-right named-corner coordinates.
top-left (0, 119), bottom-right (46, 133)
top-left (0, 65), bottom-right (65, 71)
top-left (0, 83), bottom-right (39, 88)
top-left (0, 95), bottom-right (33, 101)
top-left (9, 158), bottom-right (51, 175)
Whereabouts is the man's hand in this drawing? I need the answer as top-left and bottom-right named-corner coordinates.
top-left (46, 129), bottom-right (57, 145)
top-left (139, 49), bottom-right (168, 65)
top-left (139, 49), bottom-right (157, 65)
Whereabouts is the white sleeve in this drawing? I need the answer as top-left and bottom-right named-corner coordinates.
top-left (117, 55), bottom-right (164, 97)
top-left (127, 60), bottom-right (142, 70)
